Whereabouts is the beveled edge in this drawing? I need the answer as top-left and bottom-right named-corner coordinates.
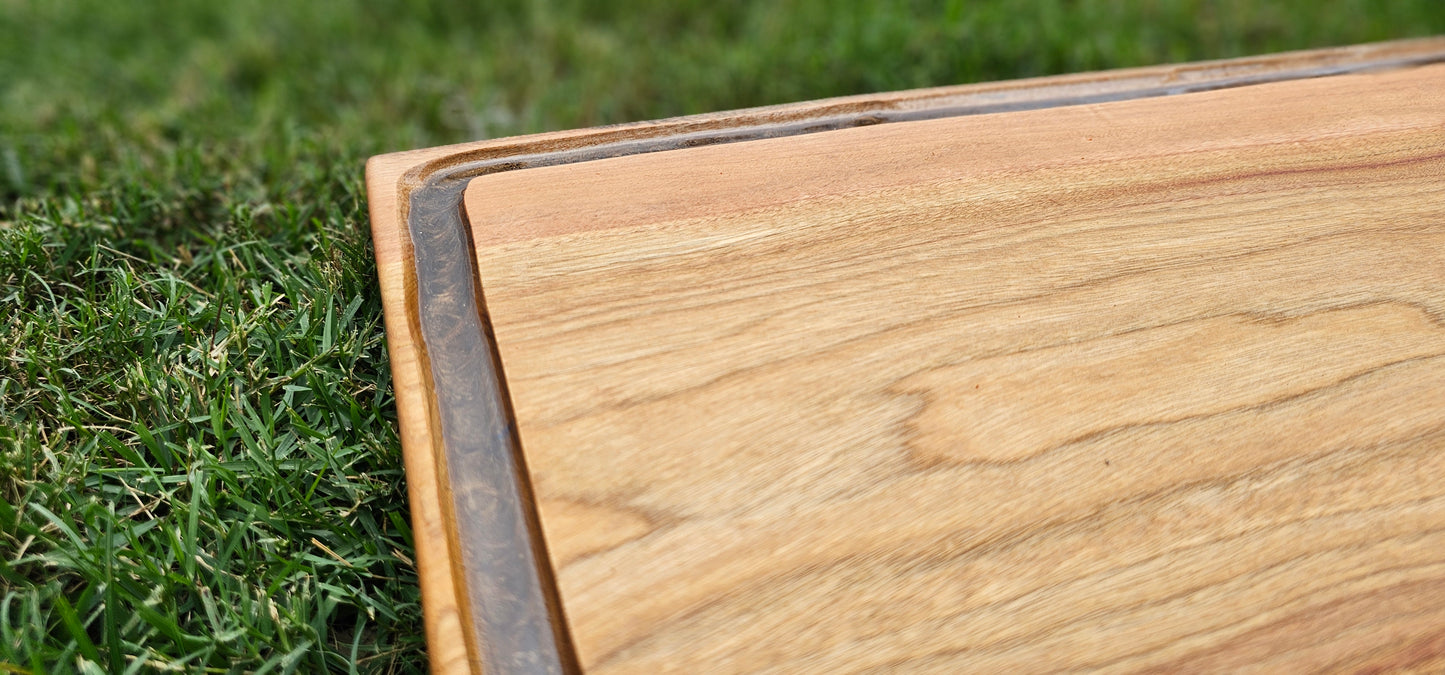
top-left (363, 36), bottom-right (1445, 675)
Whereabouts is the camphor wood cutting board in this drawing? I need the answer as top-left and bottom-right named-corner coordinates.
top-left (366, 39), bottom-right (1445, 674)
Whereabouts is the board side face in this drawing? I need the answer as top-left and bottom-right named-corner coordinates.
top-left (365, 37), bottom-right (1445, 674)
top-left (463, 62), bottom-right (1445, 673)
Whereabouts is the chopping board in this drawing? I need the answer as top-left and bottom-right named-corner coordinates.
top-left (366, 38), bottom-right (1445, 674)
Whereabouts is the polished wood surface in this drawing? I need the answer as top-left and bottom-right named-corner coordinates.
top-left (367, 37), bottom-right (1445, 673)
top-left (463, 62), bottom-right (1445, 673)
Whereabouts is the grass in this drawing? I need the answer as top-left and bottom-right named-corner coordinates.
top-left (1, 0), bottom-right (1441, 671)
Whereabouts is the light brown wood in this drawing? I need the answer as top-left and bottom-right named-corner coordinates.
top-left (367, 37), bottom-right (1445, 672)
top-left (463, 63), bottom-right (1445, 672)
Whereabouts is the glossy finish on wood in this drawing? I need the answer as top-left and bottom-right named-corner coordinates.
top-left (467, 61), bottom-right (1445, 672)
top-left (365, 38), bottom-right (1445, 673)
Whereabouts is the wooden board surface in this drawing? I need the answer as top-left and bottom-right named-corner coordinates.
top-left (462, 62), bottom-right (1445, 672)
top-left (367, 38), bottom-right (1445, 673)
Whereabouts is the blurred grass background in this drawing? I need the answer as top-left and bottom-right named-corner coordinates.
top-left (1, 1), bottom-right (1442, 671)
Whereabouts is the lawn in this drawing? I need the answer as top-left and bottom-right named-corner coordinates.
top-left (2, 1), bottom-right (1442, 672)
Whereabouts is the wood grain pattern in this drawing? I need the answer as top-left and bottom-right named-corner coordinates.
top-left (367, 37), bottom-right (1445, 672)
top-left (463, 62), bottom-right (1445, 672)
